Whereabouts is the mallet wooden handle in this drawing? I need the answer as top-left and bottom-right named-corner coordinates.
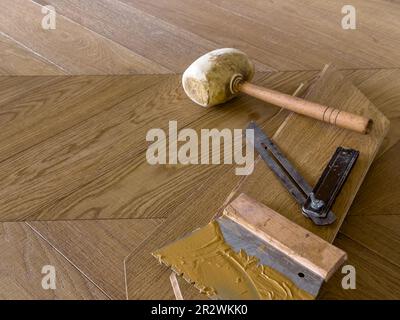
top-left (238, 82), bottom-right (372, 134)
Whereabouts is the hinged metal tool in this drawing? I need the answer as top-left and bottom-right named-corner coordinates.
top-left (248, 122), bottom-right (359, 226)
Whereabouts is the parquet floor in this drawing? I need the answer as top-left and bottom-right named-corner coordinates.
top-left (0, 0), bottom-right (399, 299)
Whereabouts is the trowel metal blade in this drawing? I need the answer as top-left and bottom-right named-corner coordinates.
top-left (216, 216), bottom-right (324, 297)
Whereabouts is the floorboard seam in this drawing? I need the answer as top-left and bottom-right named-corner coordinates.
top-left (25, 221), bottom-right (113, 299)
top-left (0, 30), bottom-right (69, 74)
top-left (29, 0), bottom-right (173, 73)
top-left (338, 231), bottom-right (400, 269)
top-left (122, 220), bottom-right (173, 299)
top-left (24, 86), bottom-right (253, 221)
top-left (116, 0), bottom-right (277, 72)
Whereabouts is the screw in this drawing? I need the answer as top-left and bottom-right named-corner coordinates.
top-left (310, 192), bottom-right (325, 210)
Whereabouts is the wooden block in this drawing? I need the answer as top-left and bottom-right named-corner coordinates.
top-left (224, 194), bottom-right (347, 280)
top-left (236, 65), bottom-right (390, 243)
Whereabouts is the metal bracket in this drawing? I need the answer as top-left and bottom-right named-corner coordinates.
top-left (302, 147), bottom-right (359, 219)
top-left (248, 122), bottom-right (359, 226)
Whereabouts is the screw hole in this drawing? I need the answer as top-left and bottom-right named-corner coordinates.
top-left (298, 272), bottom-right (305, 278)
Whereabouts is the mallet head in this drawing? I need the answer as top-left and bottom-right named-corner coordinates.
top-left (182, 48), bottom-right (254, 107)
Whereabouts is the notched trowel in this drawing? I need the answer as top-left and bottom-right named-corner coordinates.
top-left (153, 194), bottom-right (347, 300)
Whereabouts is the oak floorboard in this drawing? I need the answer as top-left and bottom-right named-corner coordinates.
top-left (120, 0), bottom-right (400, 71)
top-left (210, 0), bottom-right (400, 70)
top-left (1, 1), bottom-right (400, 73)
top-left (0, 76), bottom-right (176, 221)
top-left (0, 34), bottom-right (64, 75)
top-left (0, 71), bottom-right (398, 299)
top-left (337, 71), bottom-right (400, 271)
top-left (319, 233), bottom-right (400, 300)
top-left (32, 0), bottom-right (229, 73)
top-left (124, 67), bottom-right (393, 299)
top-left (348, 141), bottom-right (400, 217)
top-left (123, 79), bottom-right (311, 299)
top-left (0, 222), bottom-right (108, 299)
top-left (340, 215), bottom-right (400, 269)
top-left (0, 75), bottom-right (162, 162)
top-left (16, 72), bottom-right (316, 221)
top-left (124, 152), bottom-right (253, 299)
top-left (0, 1), bottom-right (398, 301)
top-left (28, 218), bottom-right (163, 299)
top-left (0, 76), bottom-right (62, 106)
top-left (339, 143), bottom-right (400, 269)
top-left (343, 69), bottom-right (400, 157)
top-left (0, 0), bottom-right (168, 74)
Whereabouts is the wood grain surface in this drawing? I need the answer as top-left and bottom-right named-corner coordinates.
top-left (224, 194), bottom-right (347, 280)
top-left (124, 160), bottom-right (252, 299)
top-left (0, 0), bottom-right (399, 299)
top-left (32, 0), bottom-right (221, 73)
top-left (338, 142), bottom-right (400, 269)
top-left (343, 70), bottom-right (400, 159)
top-left (347, 141), bottom-right (400, 218)
top-left (0, 0), bottom-right (168, 74)
top-left (236, 66), bottom-right (389, 242)
top-left (0, 72), bottom-right (318, 222)
top-left (28, 219), bottom-right (163, 299)
top-left (0, 76), bottom-right (61, 106)
top-left (0, 69), bottom-right (398, 299)
top-left (0, 222), bottom-right (108, 299)
top-left (124, 68), bottom-right (398, 300)
top-left (0, 1), bottom-right (398, 73)
top-left (0, 34), bottom-right (64, 75)
top-left (320, 234), bottom-right (400, 300)
top-left (0, 0), bottom-right (395, 73)
top-left (0, 75), bottom-right (163, 162)
top-left (124, 81), bottom-right (311, 299)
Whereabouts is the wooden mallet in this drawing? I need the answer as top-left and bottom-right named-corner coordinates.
top-left (182, 48), bottom-right (372, 134)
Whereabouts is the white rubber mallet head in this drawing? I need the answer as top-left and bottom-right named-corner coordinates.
top-left (182, 48), bottom-right (254, 107)
top-left (182, 48), bottom-right (372, 134)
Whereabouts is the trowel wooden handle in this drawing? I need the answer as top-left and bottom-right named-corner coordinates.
top-left (238, 82), bottom-right (372, 134)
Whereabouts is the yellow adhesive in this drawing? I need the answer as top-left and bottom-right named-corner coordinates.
top-left (153, 221), bottom-right (314, 300)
